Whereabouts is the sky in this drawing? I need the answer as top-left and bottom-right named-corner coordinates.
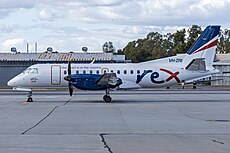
top-left (0, 0), bottom-right (229, 53)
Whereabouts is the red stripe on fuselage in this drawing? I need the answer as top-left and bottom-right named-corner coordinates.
top-left (193, 39), bottom-right (218, 54)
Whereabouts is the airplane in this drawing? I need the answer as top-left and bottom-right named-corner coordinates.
top-left (7, 25), bottom-right (221, 103)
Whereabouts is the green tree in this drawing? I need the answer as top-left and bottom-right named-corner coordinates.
top-left (124, 40), bottom-right (141, 62)
top-left (217, 29), bottom-right (230, 54)
top-left (163, 33), bottom-right (174, 57)
top-left (146, 32), bottom-right (166, 59)
top-left (116, 49), bottom-right (124, 55)
top-left (124, 32), bottom-right (168, 62)
top-left (172, 29), bottom-right (186, 55)
top-left (123, 25), bottom-right (229, 62)
top-left (186, 25), bottom-right (202, 51)
top-left (102, 41), bottom-right (116, 53)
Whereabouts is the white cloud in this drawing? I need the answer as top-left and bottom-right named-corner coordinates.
top-left (38, 9), bottom-right (54, 21)
top-left (0, 0), bottom-right (35, 19)
top-left (1, 38), bottom-right (27, 51)
top-left (0, 0), bottom-right (35, 9)
top-left (54, 0), bottom-right (230, 26)
top-left (0, 25), bottom-right (16, 33)
top-left (0, 0), bottom-right (229, 52)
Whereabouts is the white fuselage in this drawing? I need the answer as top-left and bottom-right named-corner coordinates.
top-left (7, 56), bottom-right (216, 89)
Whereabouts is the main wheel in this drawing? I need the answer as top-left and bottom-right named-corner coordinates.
top-left (27, 97), bottom-right (33, 102)
top-left (103, 95), bottom-right (112, 103)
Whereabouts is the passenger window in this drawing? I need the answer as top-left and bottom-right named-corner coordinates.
top-left (76, 70), bottom-right (79, 74)
top-left (90, 70), bottom-right (93, 74)
top-left (103, 70), bottom-right (106, 74)
top-left (124, 70), bottom-right (127, 74)
top-left (117, 70), bottom-right (120, 74)
top-left (83, 70), bottom-right (86, 74)
top-left (64, 70), bottom-right (67, 75)
top-left (137, 70), bottom-right (140, 74)
top-left (130, 70), bottom-right (133, 74)
top-left (110, 70), bottom-right (114, 73)
top-left (96, 70), bottom-right (99, 74)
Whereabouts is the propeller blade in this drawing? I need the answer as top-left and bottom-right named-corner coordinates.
top-left (68, 61), bottom-right (71, 75)
top-left (69, 82), bottom-right (73, 96)
top-left (66, 61), bottom-right (73, 96)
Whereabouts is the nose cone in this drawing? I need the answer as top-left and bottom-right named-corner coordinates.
top-left (7, 78), bottom-right (16, 87)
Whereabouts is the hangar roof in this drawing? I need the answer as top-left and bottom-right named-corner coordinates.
top-left (215, 54), bottom-right (230, 64)
top-left (0, 52), bottom-right (113, 62)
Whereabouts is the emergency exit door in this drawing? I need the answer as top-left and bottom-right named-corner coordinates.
top-left (51, 65), bottom-right (61, 85)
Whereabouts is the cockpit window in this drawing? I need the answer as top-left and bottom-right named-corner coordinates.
top-left (23, 68), bottom-right (39, 74)
top-left (23, 68), bottom-right (31, 74)
top-left (30, 68), bottom-right (38, 74)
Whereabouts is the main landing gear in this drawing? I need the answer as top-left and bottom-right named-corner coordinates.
top-left (27, 91), bottom-right (33, 102)
top-left (103, 89), bottom-right (112, 103)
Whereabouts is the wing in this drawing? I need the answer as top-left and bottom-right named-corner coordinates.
top-left (95, 73), bottom-right (122, 87)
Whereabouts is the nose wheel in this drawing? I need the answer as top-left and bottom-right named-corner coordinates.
top-left (103, 89), bottom-right (112, 103)
top-left (27, 91), bottom-right (33, 102)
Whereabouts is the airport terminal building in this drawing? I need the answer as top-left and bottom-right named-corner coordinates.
top-left (0, 50), bottom-right (230, 87)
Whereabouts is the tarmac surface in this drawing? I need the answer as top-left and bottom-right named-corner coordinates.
top-left (0, 86), bottom-right (230, 153)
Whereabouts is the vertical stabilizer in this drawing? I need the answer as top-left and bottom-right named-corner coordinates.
top-left (184, 25), bottom-right (220, 70)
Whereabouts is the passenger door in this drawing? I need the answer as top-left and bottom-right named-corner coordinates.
top-left (51, 65), bottom-right (61, 85)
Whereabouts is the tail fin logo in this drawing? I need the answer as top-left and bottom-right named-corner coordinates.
top-left (187, 26), bottom-right (220, 55)
top-left (192, 39), bottom-right (218, 54)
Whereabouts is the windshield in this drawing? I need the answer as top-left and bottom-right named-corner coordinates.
top-left (22, 68), bottom-right (39, 74)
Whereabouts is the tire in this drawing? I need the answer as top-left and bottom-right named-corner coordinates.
top-left (27, 98), bottom-right (33, 102)
top-left (103, 95), bottom-right (112, 103)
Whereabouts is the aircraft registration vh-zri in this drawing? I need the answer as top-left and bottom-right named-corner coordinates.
top-left (8, 25), bottom-right (220, 103)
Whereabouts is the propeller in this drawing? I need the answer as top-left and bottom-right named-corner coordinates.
top-left (64, 61), bottom-right (73, 96)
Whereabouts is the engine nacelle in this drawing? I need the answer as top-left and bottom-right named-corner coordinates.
top-left (70, 74), bottom-right (122, 90)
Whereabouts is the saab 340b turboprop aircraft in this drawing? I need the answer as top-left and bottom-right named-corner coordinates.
top-left (8, 25), bottom-right (220, 102)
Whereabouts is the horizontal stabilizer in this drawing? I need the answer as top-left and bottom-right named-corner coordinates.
top-left (185, 58), bottom-right (206, 71)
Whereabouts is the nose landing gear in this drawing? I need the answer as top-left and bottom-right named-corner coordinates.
top-left (27, 91), bottom-right (33, 102)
